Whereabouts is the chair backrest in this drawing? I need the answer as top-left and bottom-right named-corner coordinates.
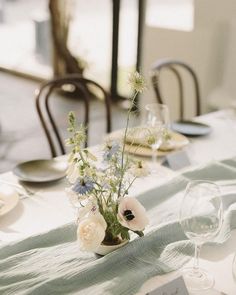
top-left (36, 74), bottom-right (111, 158)
top-left (150, 58), bottom-right (201, 120)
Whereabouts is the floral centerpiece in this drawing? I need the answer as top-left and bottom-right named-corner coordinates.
top-left (65, 72), bottom-right (149, 253)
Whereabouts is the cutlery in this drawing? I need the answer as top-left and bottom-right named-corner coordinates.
top-left (0, 180), bottom-right (38, 198)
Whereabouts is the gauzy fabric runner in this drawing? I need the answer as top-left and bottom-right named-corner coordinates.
top-left (0, 158), bottom-right (236, 295)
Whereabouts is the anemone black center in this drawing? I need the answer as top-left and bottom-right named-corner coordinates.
top-left (124, 210), bottom-right (135, 221)
top-left (80, 179), bottom-right (86, 186)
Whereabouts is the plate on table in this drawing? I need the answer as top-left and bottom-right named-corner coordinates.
top-left (0, 185), bottom-right (19, 217)
top-left (124, 131), bottom-right (189, 157)
top-left (13, 159), bottom-right (68, 183)
top-left (107, 128), bottom-right (189, 157)
top-left (171, 120), bottom-right (211, 136)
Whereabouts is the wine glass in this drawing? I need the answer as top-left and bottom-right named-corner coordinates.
top-left (232, 253), bottom-right (236, 280)
top-left (180, 180), bottom-right (223, 291)
top-left (145, 103), bottom-right (170, 174)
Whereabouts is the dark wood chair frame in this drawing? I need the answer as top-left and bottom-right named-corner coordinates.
top-left (150, 58), bottom-right (201, 120)
top-left (36, 75), bottom-right (111, 158)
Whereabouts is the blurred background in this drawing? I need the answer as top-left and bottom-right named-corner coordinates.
top-left (0, 0), bottom-right (235, 172)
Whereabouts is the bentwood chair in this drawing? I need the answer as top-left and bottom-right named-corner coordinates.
top-left (150, 58), bottom-right (201, 120)
top-left (36, 75), bottom-right (111, 158)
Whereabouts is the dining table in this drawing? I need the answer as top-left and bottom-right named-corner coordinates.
top-left (0, 108), bottom-right (236, 295)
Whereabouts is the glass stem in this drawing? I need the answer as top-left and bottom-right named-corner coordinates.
top-left (152, 147), bottom-right (157, 170)
top-left (193, 244), bottom-right (201, 273)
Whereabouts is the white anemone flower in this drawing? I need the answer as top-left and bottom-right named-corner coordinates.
top-left (117, 197), bottom-right (149, 231)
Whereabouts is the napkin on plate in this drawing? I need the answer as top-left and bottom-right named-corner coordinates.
top-left (125, 126), bottom-right (175, 151)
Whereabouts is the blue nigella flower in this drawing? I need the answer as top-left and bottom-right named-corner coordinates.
top-left (103, 142), bottom-right (120, 161)
top-left (72, 177), bottom-right (94, 195)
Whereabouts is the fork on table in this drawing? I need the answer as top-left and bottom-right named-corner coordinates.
top-left (0, 180), bottom-right (38, 199)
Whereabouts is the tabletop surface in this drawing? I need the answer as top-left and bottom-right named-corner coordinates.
top-left (0, 109), bottom-right (236, 295)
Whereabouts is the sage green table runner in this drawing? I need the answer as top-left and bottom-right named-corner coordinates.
top-left (0, 158), bottom-right (236, 295)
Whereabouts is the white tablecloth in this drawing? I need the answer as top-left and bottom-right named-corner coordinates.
top-left (0, 109), bottom-right (236, 294)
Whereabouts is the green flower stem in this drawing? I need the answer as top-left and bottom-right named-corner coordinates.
top-left (117, 91), bottom-right (138, 199)
top-left (78, 150), bottom-right (86, 165)
top-left (91, 191), bottom-right (104, 214)
top-left (91, 179), bottom-right (108, 207)
top-left (121, 176), bottom-right (137, 198)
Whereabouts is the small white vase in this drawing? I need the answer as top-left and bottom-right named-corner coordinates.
top-left (95, 239), bottom-right (129, 256)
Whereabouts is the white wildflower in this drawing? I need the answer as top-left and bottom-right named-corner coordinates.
top-left (128, 71), bottom-right (147, 93)
top-left (130, 160), bottom-right (149, 177)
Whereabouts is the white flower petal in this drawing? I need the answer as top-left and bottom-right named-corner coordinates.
top-left (130, 161), bottom-right (149, 177)
top-left (117, 197), bottom-right (149, 231)
top-left (77, 214), bottom-right (107, 251)
top-left (66, 162), bottom-right (80, 184)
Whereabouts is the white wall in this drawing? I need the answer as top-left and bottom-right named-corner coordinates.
top-left (141, 0), bottom-right (236, 121)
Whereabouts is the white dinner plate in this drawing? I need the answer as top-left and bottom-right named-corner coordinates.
top-left (107, 129), bottom-right (189, 157)
top-left (171, 120), bottom-right (212, 136)
top-left (0, 185), bottom-right (19, 217)
top-left (13, 159), bottom-right (67, 183)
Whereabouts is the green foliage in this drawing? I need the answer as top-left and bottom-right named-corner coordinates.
top-left (66, 72), bottom-right (147, 244)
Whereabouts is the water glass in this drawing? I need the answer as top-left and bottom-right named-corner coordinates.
top-left (180, 180), bottom-right (223, 291)
top-left (145, 103), bottom-right (170, 174)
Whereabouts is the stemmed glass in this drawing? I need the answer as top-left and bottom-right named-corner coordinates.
top-left (145, 103), bottom-right (170, 174)
top-left (232, 253), bottom-right (236, 280)
top-left (180, 180), bottom-right (223, 291)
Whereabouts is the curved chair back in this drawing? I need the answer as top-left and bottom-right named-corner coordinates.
top-left (36, 75), bottom-right (111, 157)
top-left (151, 59), bottom-right (201, 120)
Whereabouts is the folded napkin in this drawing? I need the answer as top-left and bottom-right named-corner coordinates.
top-left (125, 126), bottom-right (175, 151)
top-left (0, 158), bottom-right (236, 295)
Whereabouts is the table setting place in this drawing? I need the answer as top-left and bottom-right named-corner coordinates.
top-left (0, 72), bottom-right (236, 295)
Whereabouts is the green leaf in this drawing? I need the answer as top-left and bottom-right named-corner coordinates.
top-left (120, 229), bottom-right (130, 240)
top-left (68, 111), bottom-right (76, 127)
top-left (133, 231), bottom-right (144, 237)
